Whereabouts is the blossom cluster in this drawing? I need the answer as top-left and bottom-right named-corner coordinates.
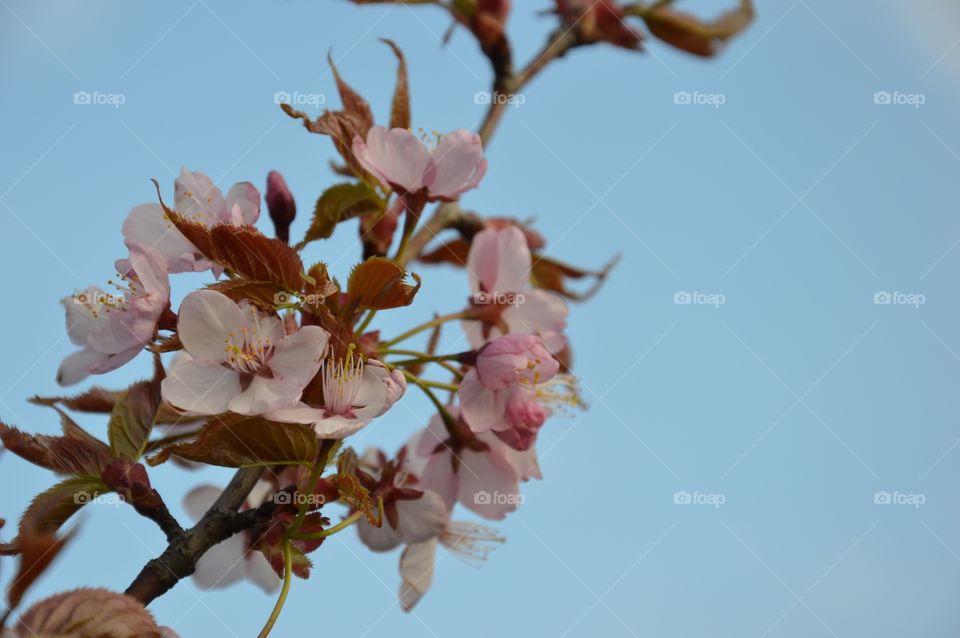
top-left (0, 1), bottom-right (753, 633)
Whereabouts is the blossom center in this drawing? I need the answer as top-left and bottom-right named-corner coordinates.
top-left (321, 356), bottom-right (365, 416)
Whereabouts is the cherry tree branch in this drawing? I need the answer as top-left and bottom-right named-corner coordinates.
top-left (125, 466), bottom-right (268, 605)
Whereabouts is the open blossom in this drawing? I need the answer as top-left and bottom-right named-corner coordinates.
top-left (58, 244), bottom-right (169, 386)
top-left (459, 333), bottom-right (559, 441)
top-left (406, 408), bottom-right (540, 520)
top-left (120, 167), bottom-right (260, 274)
top-left (355, 448), bottom-right (448, 552)
top-left (463, 225), bottom-right (569, 353)
top-left (183, 482), bottom-right (279, 593)
top-left (352, 126), bottom-right (487, 201)
top-left (161, 290), bottom-right (328, 415)
top-left (268, 358), bottom-right (405, 438)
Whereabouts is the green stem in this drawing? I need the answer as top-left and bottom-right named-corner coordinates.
top-left (416, 378), bottom-right (459, 392)
top-left (258, 539), bottom-right (293, 638)
top-left (290, 441), bottom-right (335, 534)
top-left (381, 312), bottom-right (470, 348)
top-left (403, 371), bottom-right (462, 442)
top-left (354, 309), bottom-right (377, 337)
top-left (388, 354), bottom-right (462, 368)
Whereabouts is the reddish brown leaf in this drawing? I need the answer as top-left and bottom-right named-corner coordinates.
top-left (382, 39), bottom-right (411, 130)
top-left (13, 588), bottom-right (171, 638)
top-left (346, 257), bottom-right (421, 310)
top-left (147, 414), bottom-right (318, 468)
top-left (0, 422), bottom-right (113, 476)
top-left (7, 524), bottom-right (75, 612)
top-left (641, 0), bottom-right (755, 57)
top-left (530, 253), bottom-right (620, 301)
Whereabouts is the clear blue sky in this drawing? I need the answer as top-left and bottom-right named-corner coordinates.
top-left (2, 1), bottom-right (960, 636)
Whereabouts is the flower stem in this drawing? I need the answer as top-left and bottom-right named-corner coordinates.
top-left (257, 539), bottom-right (292, 638)
top-left (354, 309), bottom-right (378, 337)
top-left (403, 371), bottom-right (463, 442)
top-left (381, 312), bottom-right (470, 348)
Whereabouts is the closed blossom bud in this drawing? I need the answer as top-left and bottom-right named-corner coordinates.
top-left (265, 170), bottom-right (296, 243)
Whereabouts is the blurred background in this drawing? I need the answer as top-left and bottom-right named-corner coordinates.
top-left (2, 1), bottom-right (960, 636)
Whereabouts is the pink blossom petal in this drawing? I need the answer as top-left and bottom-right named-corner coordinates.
top-left (244, 552), bottom-right (281, 593)
top-left (56, 348), bottom-right (109, 386)
top-left (502, 289), bottom-right (569, 354)
top-left (228, 373), bottom-right (301, 416)
top-left (423, 129), bottom-right (487, 200)
top-left (183, 485), bottom-right (222, 522)
top-left (357, 516), bottom-right (402, 552)
top-left (174, 167), bottom-right (227, 224)
top-left (459, 369), bottom-right (508, 433)
top-left (162, 356), bottom-right (241, 415)
top-left (350, 365), bottom-right (390, 421)
top-left (399, 538), bottom-right (437, 611)
top-left (121, 203), bottom-right (207, 274)
top-left (192, 533), bottom-right (247, 590)
top-left (395, 491), bottom-right (448, 545)
top-left (353, 127), bottom-right (431, 193)
top-left (266, 326), bottom-right (328, 387)
top-left (177, 290), bottom-right (249, 362)
top-left (224, 182), bottom-right (261, 225)
top-left (456, 447), bottom-right (521, 520)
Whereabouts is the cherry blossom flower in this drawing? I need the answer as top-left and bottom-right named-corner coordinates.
top-left (352, 126), bottom-right (487, 201)
top-left (183, 482), bottom-right (279, 593)
top-left (399, 521), bottom-right (505, 611)
top-left (268, 357), bottom-right (405, 438)
top-left (463, 225), bottom-right (569, 353)
top-left (161, 290), bottom-right (328, 415)
top-left (406, 408), bottom-right (539, 520)
top-left (58, 244), bottom-right (169, 386)
top-left (120, 167), bottom-right (260, 274)
top-left (459, 333), bottom-right (559, 439)
top-left (354, 448), bottom-right (448, 552)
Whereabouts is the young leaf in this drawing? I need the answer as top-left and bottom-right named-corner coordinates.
top-left (346, 256), bottom-right (421, 309)
top-left (20, 475), bottom-right (109, 537)
top-left (108, 366), bottom-right (164, 461)
top-left (164, 211), bottom-right (307, 293)
top-left (382, 38), bottom-right (410, 130)
top-left (13, 588), bottom-right (171, 638)
top-left (147, 414), bottom-right (318, 468)
top-left (0, 422), bottom-right (113, 476)
top-left (640, 0), bottom-right (754, 57)
top-left (300, 182), bottom-right (384, 248)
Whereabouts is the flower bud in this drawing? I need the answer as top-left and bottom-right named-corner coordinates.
top-left (265, 170), bottom-right (296, 243)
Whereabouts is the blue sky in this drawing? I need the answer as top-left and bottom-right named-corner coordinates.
top-left (2, 1), bottom-right (960, 636)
